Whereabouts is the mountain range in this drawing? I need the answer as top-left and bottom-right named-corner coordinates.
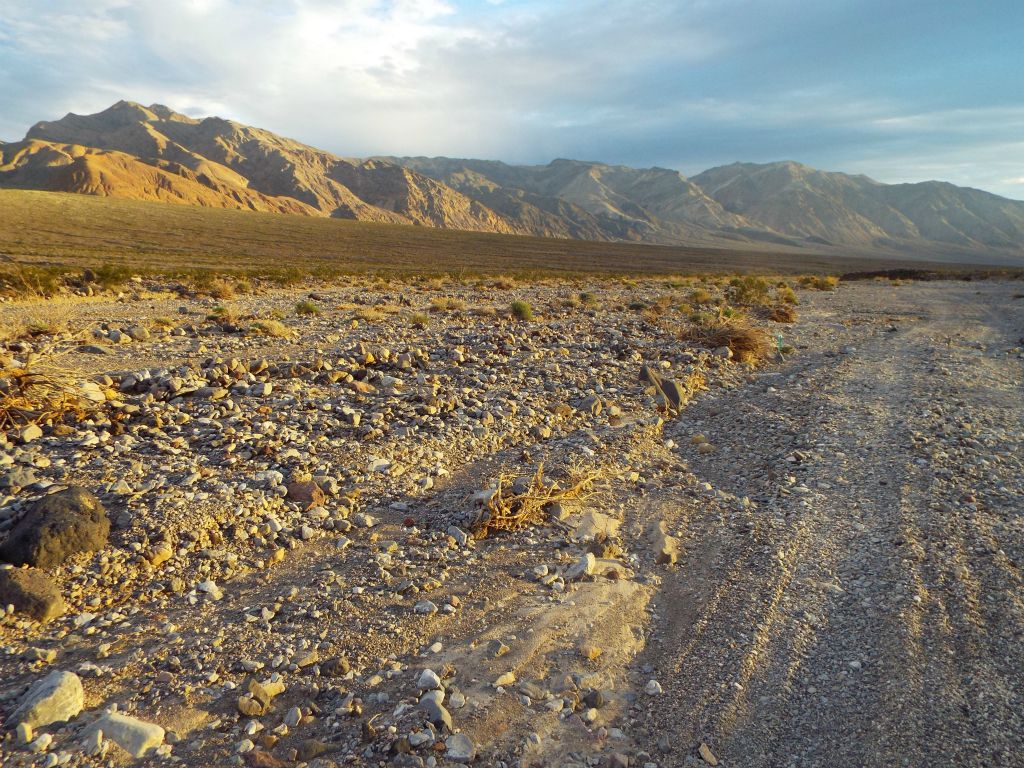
top-left (2, 100), bottom-right (1022, 261)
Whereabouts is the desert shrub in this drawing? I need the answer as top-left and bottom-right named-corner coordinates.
top-left (295, 299), bottom-right (321, 316)
top-left (429, 297), bottom-right (467, 312)
top-left (768, 304), bottom-right (798, 323)
top-left (251, 319), bottom-right (291, 337)
top-left (92, 263), bottom-right (133, 290)
top-left (777, 285), bottom-right (799, 304)
top-left (354, 307), bottom-right (384, 322)
top-left (727, 275), bottom-right (771, 306)
top-left (799, 275), bottom-right (839, 291)
top-left (410, 312), bottom-right (430, 328)
top-left (491, 276), bottom-right (516, 289)
top-left (689, 288), bottom-right (713, 305)
top-left (150, 316), bottom-right (176, 330)
top-left (472, 306), bottom-right (498, 317)
top-left (579, 291), bottom-right (598, 306)
top-left (208, 277), bottom-right (237, 300)
top-left (471, 463), bottom-right (600, 539)
top-left (680, 316), bottom-right (771, 364)
top-left (208, 304), bottom-right (241, 326)
top-left (510, 300), bottom-right (533, 321)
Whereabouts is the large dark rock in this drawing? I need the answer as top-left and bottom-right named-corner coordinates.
top-left (0, 486), bottom-right (109, 569)
top-left (0, 567), bottom-right (65, 622)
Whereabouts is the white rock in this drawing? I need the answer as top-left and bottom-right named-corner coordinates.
top-left (417, 669), bottom-right (442, 690)
top-left (94, 712), bottom-right (165, 758)
top-left (9, 670), bottom-right (84, 729)
top-left (445, 733), bottom-right (476, 762)
top-left (644, 679), bottom-right (663, 695)
top-left (565, 552), bottom-right (596, 581)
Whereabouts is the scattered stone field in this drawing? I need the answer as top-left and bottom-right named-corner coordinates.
top-left (0, 276), bottom-right (1021, 768)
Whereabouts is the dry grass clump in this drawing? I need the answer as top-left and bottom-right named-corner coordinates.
top-left (799, 275), bottom-right (839, 291)
top-left (680, 316), bottom-right (772, 364)
top-left (251, 319), bottom-right (291, 337)
top-left (295, 299), bottom-right (321, 316)
top-left (777, 285), bottom-right (798, 304)
top-left (471, 463), bottom-right (602, 539)
top-left (727, 275), bottom-right (772, 306)
top-left (768, 304), bottom-right (798, 323)
top-left (409, 312), bottom-right (430, 328)
top-left (354, 307), bottom-right (385, 322)
top-left (429, 297), bottom-right (467, 312)
top-left (0, 348), bottom-right (97, 429)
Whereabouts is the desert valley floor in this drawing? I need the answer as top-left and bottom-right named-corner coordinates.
top-left (0, 277), bottom-right (1021, 767)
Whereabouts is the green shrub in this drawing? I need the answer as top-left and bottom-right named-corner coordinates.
top-left (295, 299), bottom-right (321, 316)
top-left (510, 300), bottom-right (533, 321)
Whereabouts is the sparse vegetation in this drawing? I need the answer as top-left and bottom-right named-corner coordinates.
top-left (410, 312), bottom-right (430, 328)
top-left (728, 275), bottom-right (771, 306)
top-left (768, 304), bottom-right (798, 323)
top-left (510, 300), bottom-right (534, 321)
top-left (471, 463), bottom-right (602, 539)
top-left (680, 315), bottom-right (772, 364)
top-left (251, 319), bottom-right (291, 337)
top-left (295, 299), bottom-right (321, 316)
top-left (429, 297), bottom-right (467, 312)
top-left (777, 285), bottom-right (798, 304)
top-left (799, 275), bottom-right (840, 291)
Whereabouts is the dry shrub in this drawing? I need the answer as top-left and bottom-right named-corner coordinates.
top-left (208, 277), bottom-right (237, 300)
top-left (429, 297), bottom-right (467, 312)
top-left (251, 319), bottom-right (291, 337)
top-left (471, 463), bottom-right (601, 539)
top-left (680, 316), bottom-right (772, 364)
top-left (768, 304), bottom-right (798, 323)
top-left (0, 348), bottom-right (97, 429)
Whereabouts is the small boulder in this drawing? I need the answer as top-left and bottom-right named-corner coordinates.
top-left (565, 552), bottom-right (596, 581)
top-left (286, 481), bottom-right (326, 511)
top-left (93, 712), bottom-right (164, 758)
top-left (8, 670), bottom-right (84, 729)
top-left (0, 487), bottom-right (109, 570)
top-left (445, 733), bottom-right (476, 762)
top-left (653, 521), bottom-right (680, 565)
top-left (0, 567), bottom-right (65, 622)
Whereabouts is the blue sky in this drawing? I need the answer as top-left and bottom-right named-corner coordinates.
top-left (1, 0), bottom-right (1022, 198)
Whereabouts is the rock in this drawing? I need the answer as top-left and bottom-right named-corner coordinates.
top-left (286, 481), bottom-right (326, 510)
top-left (447, 525), bottom-right (470, 547)
top-left (698, 743), bottom-right (719, 766)
top-left (417, 669), bottom-right (442, 690)
top-left (283, 706), bottom-right (302, 727)
top-left (414, 600), bottom-right (438, 615)
top-left (20, 424), bottom-right (43, 443)
top-left (579, 644), bottom-right (603, 661)
top-left (0, 567), bottom-right (65, 622)
top-left (0, 486), bottom-right (109, 570)
top-left (296, 739), bottom-right (329, 761)
top-left (486, 639), bottom-right (510, 658)
top-left (8, 670), bottom-right (84, 728)
top-left (445, 733), bottom-right (476, 762)
top-left (94, 712), bottom-right (165, 758)
top-left (419, 699), bottom-right (452, 731)
top-left (494, 671), bottom-right (516, 688)
top-left (653, 521), bottom-right (680, 565)
top-left (569, 511), bottom-right (620, 543)
top-left (125, 325), bottom-right (151, 341)
top-left (565, 552), bottom-right (596, 581)
top-left (644, 679), bottom-right (663, 695)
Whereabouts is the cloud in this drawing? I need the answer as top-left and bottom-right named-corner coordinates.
top-left (0, 0), bottom-right (1021, 199)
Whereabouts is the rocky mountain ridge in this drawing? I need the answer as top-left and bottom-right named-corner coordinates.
top-left (2, 100), bottom-right (1023, 258)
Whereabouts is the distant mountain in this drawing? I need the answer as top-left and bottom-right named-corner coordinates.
top-left (2, 100), bottom-right (1023, 261)
top-left (691, 161), bottom-right (1024, 251)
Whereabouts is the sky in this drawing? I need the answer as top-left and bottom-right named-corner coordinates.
top-left (1, 0), bottom-right (1022, 199)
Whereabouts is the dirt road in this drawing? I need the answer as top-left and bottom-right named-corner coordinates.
top-left (634, 281), bottom-right (1024, 767)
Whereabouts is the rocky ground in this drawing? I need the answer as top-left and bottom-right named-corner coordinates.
top-left (0, 277), bottom-right (1021, 768)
